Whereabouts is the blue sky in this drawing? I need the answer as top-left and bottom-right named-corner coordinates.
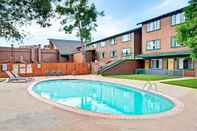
top-left (1, 0), bottom-right (189, 47)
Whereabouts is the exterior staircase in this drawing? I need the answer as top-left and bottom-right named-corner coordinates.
top-left (98, 54), bottom-right (143, 75)
top-left (98, 59), bottom-right (125, 74)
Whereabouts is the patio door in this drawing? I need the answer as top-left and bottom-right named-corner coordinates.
top-left (168, 58), bottom-right (174, 71)
top-left (151, 59), bottom-right (162, 69)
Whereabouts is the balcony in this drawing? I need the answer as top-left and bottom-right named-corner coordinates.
top-left (136, 68), bottom-right (196, 77)
top-left (135, 68), bottom-right (184, 77)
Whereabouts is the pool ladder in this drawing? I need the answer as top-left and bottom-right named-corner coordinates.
top-left (142, 81), bottom-right (158, 92)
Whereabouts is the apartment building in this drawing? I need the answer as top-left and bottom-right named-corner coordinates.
top-left (137, 8), bottom-right (196, 76)
top-left (87, 27), bottom-right (142, 65)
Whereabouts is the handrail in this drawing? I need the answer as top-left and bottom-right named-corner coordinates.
top-left (142, 81), bottom-right (158, 92)
top-left (97, 53), bottom-right (136, 74)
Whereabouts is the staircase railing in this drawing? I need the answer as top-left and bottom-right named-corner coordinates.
top-left (98, 54), bottom-right (135, 74)
top-left (136, 68), bottom-right (184, 77)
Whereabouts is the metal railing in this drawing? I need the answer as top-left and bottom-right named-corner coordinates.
top-left (135, 68), bottom-right (184, 77)
top-left (98, 54), bottom-right (135, 74)
top-left (142, 81), bottom-right (158, 92)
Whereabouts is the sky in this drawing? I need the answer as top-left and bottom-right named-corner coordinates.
top-left (0, 0), bottom-right (189, 47)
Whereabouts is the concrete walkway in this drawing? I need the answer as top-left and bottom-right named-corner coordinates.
top-left (0, 75), bottom-right (197, 131)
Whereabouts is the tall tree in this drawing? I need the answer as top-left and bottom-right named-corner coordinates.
top-left (176, 0), bottom-right (197, 59)
top-left (0, 0), bottom-right (59, 41)
top-left (56, 0), bottom-right (104, 62)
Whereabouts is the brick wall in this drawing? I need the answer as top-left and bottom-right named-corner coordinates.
top-left (87, 29), bottom-right (142, 65)
top-left (101, 60), bottom-right (144, 75)
top-left (142, 16), bottom-right (189, 55)
top-left (95, 33), bottom-right (135, 64)
top-left (0, 47), bottom-right (59, 64)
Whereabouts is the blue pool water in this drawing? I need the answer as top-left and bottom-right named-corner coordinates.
top-left (32, 79), bottom-right (174, 115)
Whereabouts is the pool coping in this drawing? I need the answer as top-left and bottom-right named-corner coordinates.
top-left (27, 77), bottom-right (184, 120)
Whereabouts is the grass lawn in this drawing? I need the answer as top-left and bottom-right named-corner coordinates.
top-left (162, 79), bottom-right (197, 89)
top-left (105, 74), bottom-right (174, 81)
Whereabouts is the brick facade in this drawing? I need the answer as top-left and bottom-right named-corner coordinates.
top-left (96, 33), bottom-right (135, 64)
top-left (101, 60), bottom-right (144, 75)
top-left (87, 28), bottom-right (142, 65)
top-left (139, 8), bottom-right (196, 76)
top-left (142, 16), bottom-right (188, 55)
top-left (86, 28), bottom-right (143, 75)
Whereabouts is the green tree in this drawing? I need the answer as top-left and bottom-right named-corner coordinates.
top-left (56, 0), bottom-right (104, 62)
top-left (0, 0), bottom-right (59, 41)
top-left (176, 0), bottom-right (197, 59)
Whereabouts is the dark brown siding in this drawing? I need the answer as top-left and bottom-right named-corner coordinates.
top-left (134, 29), bottom-right (142, 55)
top-left (0, 47), bottom-right (59, 64)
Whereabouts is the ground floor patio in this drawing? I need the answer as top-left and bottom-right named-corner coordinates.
top-left (0, 75), bottom-right (197, 131)
top-left (140, 53), bottom-right (197, 77)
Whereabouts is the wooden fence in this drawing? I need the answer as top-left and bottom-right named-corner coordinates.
top-left (0, 63), bottom-right (91, 78)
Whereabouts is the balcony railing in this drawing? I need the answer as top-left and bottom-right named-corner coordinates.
top-left (135, 68), bottom-right (184, 77)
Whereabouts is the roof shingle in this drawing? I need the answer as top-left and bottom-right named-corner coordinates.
top-left (48, 39), bottom-right (81, 55)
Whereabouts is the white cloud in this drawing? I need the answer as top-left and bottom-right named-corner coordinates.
top-left (21, 18), bottom-right (78, 45)
top-left (92, 15), bottom-right (135, 41)
top-left (20, 15), bottom-right (135, 45)
top-left (0, 0), bottom-right (189, 47)
top-left (0, 14), bottom-right (134, 46)
top-left (151, 0), bottom-right (189, 13)
top-left (0, 18), bottom-right (79, 47)
top-left (138, 0), bottom-right (189, 24)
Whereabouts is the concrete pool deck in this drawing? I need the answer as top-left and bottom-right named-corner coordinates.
top-left (0, 75), bottom-right (197, 131)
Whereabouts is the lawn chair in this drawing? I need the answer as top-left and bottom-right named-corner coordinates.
top-left (5, 71), bottom-right (32, 83)
top-left (12, 71), bottom-right (34, 81)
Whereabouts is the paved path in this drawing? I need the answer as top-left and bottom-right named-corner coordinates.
top-left (0, 75), bottom-right (197, 131)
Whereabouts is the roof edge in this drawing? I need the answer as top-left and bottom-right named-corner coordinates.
top-left (137, 51), bottom-right (191, 59)
top-left (87, 27), bottom-right (141, 46)
top-left (137, 7), bottom-right (185, 25)
top-left (48, 38), bottom-right (81, 43)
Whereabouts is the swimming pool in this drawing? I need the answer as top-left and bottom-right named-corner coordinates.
top-left (31, 79), bottom-right (175, 117)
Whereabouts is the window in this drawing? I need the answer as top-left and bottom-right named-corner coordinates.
top-left (147, 20), bottom-right (160, 32)
top-left (93, 44), bottom-right (97, 48)
top-left (122, 34), bottom-right (130, 42)
top-left (110, 38), bottom-right (116, 45)
top-left (146, 40), bottom-right (160, 50)
top-left (100, 41), bottom-right (106, 47)
top-left (171, 36), bottom-right (181, 48)
top-left (110, 49), bottom-right (117, 58)
top-left (151, 59), bottom-right (162, 69)
top-left (100, 52), bottom-right (105, 59)
top-left (122, 48), bottom-right (131, 56)
top-left (177, 58), bottom-right (193, 70)
top-left (171, 13), bottom-right (185, 26)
